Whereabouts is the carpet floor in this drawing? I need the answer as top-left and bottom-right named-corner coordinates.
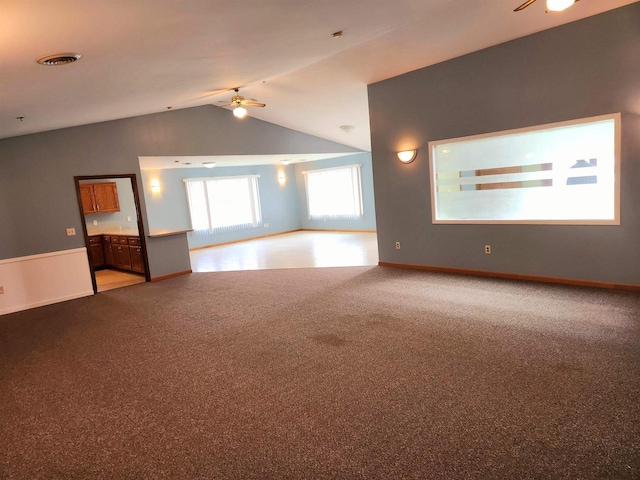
top-left (1, 266), bottom-right (638, 479)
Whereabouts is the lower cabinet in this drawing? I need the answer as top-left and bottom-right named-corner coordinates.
top-left (89, 238), bottom-right (105, 268)
top-left (90, 234), bottom-right (144, 274)
top-left (130, 246), bottom-right (144, 273)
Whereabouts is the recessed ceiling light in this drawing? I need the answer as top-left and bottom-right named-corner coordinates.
top-left (183, 162), bottom-right (192, 165)
top-left (36, 53), bottom-right (82, 66)
top-left (332, 31), bottom-right (343, 38)
top-left (203, 162), bottom-right (216, 168)
top-left (442, 149), bottom-right (450, 154)
top-left (281, 160), bottom-right (291, 165)
top-left (339, 125), bottom-right (355, 134)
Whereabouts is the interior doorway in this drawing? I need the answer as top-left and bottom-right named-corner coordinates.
top-left (74, 174), bottom-right (151, 293)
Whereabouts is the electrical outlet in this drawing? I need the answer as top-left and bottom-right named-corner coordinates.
top-left (395, 241), bottom-right (401, 250)
top-left (0, 286), bottom-right (4, 294)
top-left (66, 228), bottom-right (76, 236)
top-left (264, 223), bottom-right (269, 228)
top-left (485, 244), bottom-right (491, 254)
top-left (93, 220), bottom-right (98, 226)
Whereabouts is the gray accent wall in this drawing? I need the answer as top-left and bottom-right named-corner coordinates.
top-left (0, 105), bottom-right (359, 278)
top-left (368, 4), bottom-right (640, 286)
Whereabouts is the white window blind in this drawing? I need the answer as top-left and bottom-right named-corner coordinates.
top-left (302, 164), bottom-right (363, 219)
top-left (183, 175), bottom-right (262, 235)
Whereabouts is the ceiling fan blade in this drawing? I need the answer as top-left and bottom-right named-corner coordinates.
top-left (241, 100), bottom-right (266, 107)
top-left (514, 0), bottom-right (537, 11)
top-left (217, 102), bottom-right (232, 107)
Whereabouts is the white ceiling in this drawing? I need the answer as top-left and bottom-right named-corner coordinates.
top-left (139, 153), bottom-right (356, 170)
top-left (1, 0), bottom-right (637, 151)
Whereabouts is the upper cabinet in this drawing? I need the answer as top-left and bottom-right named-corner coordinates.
top-left (80, 182), bottom-right (120, 214)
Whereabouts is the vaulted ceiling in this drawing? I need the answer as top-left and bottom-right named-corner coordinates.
top-left (1, 0), bottom-right (636, 150)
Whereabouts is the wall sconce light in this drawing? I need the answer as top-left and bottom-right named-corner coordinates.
top-left (278, 171), bottom-right (286, 186)
top-left (397, 149), bottom-right (417, 164)
top-left (150, 179), bottom-right (161, 192)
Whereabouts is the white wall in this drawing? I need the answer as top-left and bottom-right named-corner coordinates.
top-left (0, 249), bottom-right (94, 316)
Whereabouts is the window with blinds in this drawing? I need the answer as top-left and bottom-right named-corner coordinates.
top-left (183, 175), bottom-right (262, 235)
top-left (302, 164), bottom-right (363, 219)
top-left (429, 114), bottom-right (620, 225)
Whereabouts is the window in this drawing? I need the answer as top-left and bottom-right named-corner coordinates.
top-left (302, 164), bottom-right (363, 219)
top-left (183, 175), bottom-right (262, 235)
top-left (429, 113), bottom-right (620, 225)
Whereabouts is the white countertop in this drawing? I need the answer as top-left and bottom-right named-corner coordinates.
top-left (88, 227), bottom-right (139, 236)
top-left (149, 228), bottom-right (193, 238)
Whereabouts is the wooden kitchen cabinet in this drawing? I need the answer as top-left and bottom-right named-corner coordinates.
top-left (88, 236), bottom-right (105, 268)
top-left (103, 239), bottom-right (114, 265)
top-left (80, 182), bottom-right (120, 214)
top-left (130, 245), bottom-right (143, 273)
top-left (91, 234), bottom-right (144, 274)
top-left (119, 244), bottom-right (132, 270)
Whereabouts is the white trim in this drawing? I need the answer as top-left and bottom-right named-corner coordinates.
top-left (0, 247), bottom-right (87, 266)
top-left (182, 174), bottom-right (260, 183)
top-left (428, 113), bottom-right (621, 226)
top-left (0, 247), bottom-right (94, 316)
top-left (0, 291), bottom-right (94, 316)
top-left (428, 113), bottom-right (619, 146)
top-left (301, 164), bottom-right (361, 175)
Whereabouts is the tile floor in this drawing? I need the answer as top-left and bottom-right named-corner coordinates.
top-left (95, 269), bottom-right (146, 292)
top-left (190, 231), bottom-right (379, 273)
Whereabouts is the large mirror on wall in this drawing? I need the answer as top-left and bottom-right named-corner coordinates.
top-left (429, 113), bottom-right (620, 225)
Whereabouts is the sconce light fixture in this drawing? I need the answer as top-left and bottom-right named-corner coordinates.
top-left (278, 171), bottom-right (286, 186)
top-left (397, 149), bottom-right (417, 164)
top-left (150, 179), bottom-right (160, 192)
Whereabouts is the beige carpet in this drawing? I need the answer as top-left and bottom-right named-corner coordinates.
top-left (1, 266), bottom-right (638, 478)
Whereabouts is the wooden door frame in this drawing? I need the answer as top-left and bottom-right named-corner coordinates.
top-left (74, 174), bottom-right (152, 294)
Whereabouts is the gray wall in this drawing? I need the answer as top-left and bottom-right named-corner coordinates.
top-left (368, 4), bottom-right (640, 286)
top-left (141, 164), bottom-right (300, 249)
top-left (0, 105), bottom-right (359, 277)
top-left (294, 153), bottom-right (377, 231)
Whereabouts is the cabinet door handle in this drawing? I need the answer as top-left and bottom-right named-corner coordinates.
top-left (97, 204), bottom-right (100, 211)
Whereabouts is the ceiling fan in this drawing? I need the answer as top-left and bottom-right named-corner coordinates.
top-left (218, 88), bottom-right (266, 118)
top-left (514, 0), bottom-right (579, 12)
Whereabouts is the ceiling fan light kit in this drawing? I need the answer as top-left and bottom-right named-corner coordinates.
top-left (233, 106), bottom-right (247, 118)
top-left (219, 87), bottom-right (266, 119)
top-left (514, 0), bottom-right (577, 12)
top-left (546, 0), bottom-right (576, 11)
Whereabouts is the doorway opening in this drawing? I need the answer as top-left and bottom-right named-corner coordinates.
top-left (74, 174), bottom-right (151, 293)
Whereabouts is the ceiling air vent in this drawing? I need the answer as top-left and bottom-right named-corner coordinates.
top-left (36, 53), bottom-right (82, 66)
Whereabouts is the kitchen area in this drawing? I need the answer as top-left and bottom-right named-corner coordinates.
top-left (79, 177), bottom-right (147, 292)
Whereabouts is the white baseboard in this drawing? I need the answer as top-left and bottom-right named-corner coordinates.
top-left (0, 248), bottom-right (94, 316)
